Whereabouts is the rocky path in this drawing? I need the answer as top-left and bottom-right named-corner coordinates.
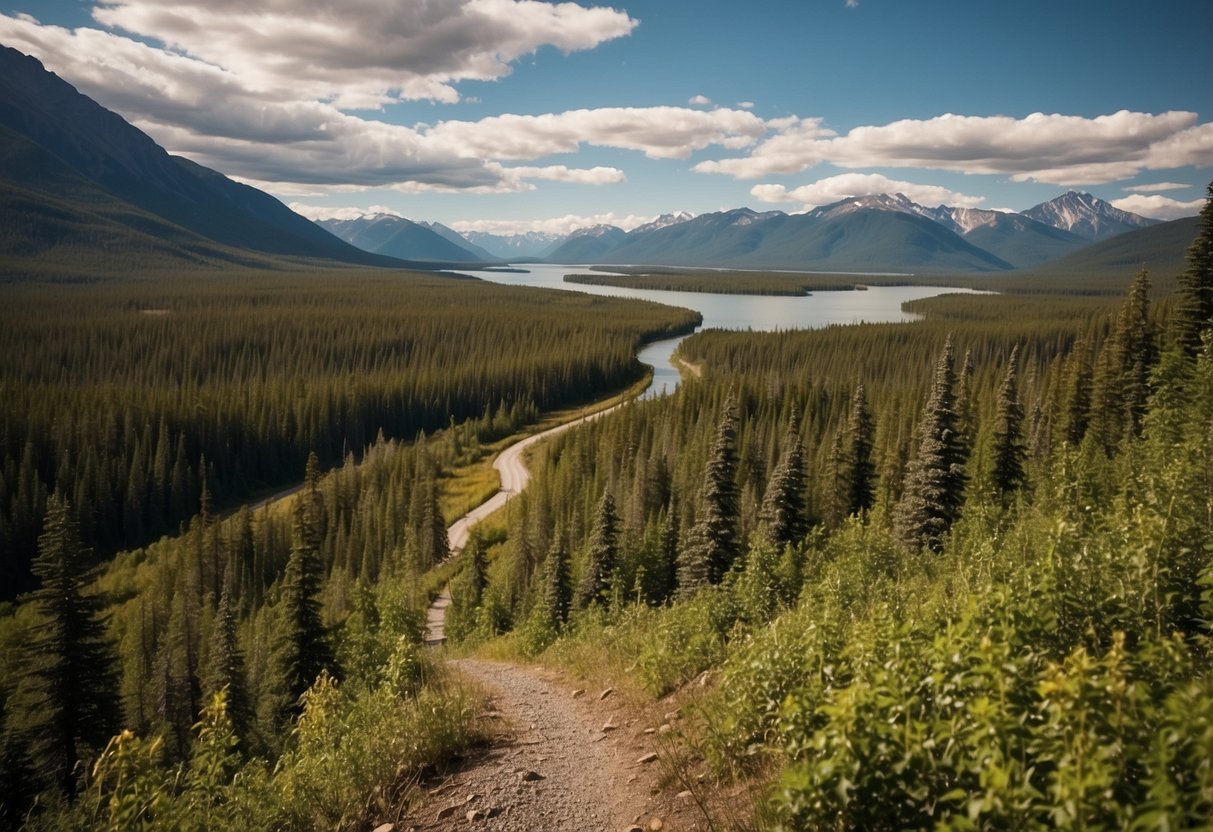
top-left (404, 660), bottom-right (689, 831)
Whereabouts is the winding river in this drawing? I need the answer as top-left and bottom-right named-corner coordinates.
top-left (458, 264), bottom-right (982, 397)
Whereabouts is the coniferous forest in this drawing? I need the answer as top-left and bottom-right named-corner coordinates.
top-left (2, 195), bottom-right (1211, 828)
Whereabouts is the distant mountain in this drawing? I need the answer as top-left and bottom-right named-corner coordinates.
top-left (630, 211), bottom-right (694, 235)
top-left (544, 224), bottom-right (627, 263)
top-left (1023, 191), bottom-right (1159, 241)
top-left (569, 203), bottom-right (1011, 272)
top-left (0, 45), bottom-right (398, 270)
top-left (317, 214), bottom-right (487, 262)
top-left (531, 191), bottom-right (1159, 273)
top-left (461, 230), bottom-right (567, 260)
top-left (418, 221), bottom-right (498, 261)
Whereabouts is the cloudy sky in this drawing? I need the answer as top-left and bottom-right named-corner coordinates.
top-left (2, 0), bottom-right (1211, 234)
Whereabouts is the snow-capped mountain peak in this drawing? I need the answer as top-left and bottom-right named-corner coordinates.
top-left (631, 211), bottom-right (694, 235)
top-left (1022, 191), bottom-right (1158, 241)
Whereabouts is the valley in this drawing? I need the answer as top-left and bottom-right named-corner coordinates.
top-left (2, 11), bottom-right (1212, 832)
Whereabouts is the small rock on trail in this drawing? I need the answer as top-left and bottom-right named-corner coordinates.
top-left (405, 660), bottom-right (670, 831)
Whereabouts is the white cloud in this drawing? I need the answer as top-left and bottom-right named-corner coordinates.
top-left (846, 0), bottom-right (859, 7)
top-left (1111, 194), bottom-right (1205, 220)
top-left (0, 13), bottom-right (760, 190)
top-left (289, 203), bottom-right (404, 221)
top-left (1123, 182), bottom-right (1189, 192)
top-left (451, 212), bottom-right (659, 235)
top-left (501, 165), bottom-right (626, 184)
top-left (697, 110), bottom-right (1213, 185)
top-left (426, 107), bottom-right (767, 161)
top-left (751, 173), bottom-right (985, 210)
top-left (688, 94), bottom-right (712, 106)
top-left (90, 0), bottom-right (638, 108)
top-left (736, 101), bottom-right (755, 110)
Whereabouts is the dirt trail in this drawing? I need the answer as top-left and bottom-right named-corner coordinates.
top-left (406, 660), bottom-right (692, 831)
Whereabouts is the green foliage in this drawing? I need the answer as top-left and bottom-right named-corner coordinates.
top-left (8, 495), bottom-right (120, 793)
top-left (576, 490), bottom-right (620, 609)
top-left (0, 267), bottom-right (698, 599)
top-left (894, 335), bottom-right (968, 552)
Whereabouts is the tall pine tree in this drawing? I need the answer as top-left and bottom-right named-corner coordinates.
top-left (842, 378), bottom-right (876, 518)
top-left (894, 336), bottom-right (968, 552)
top-left (12, 494), bottom-right (120, 792)
top-left (759, 407), bottom-right (808, 547)
top-left (576, 490), bottom-right (619, 609)
top-left (542, 533), bottom-right (572, 631)
top-left (680, 392), bottom-right (741, 586)
top-left (1171, 181), bottom-right (1213, 358)
top-left (990, 346), bottom-right (1026, 498)
top-left (201, 579), bottom-right (253, 753)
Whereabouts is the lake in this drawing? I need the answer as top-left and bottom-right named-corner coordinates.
top-left (458, 264), bottom-right (982, 397)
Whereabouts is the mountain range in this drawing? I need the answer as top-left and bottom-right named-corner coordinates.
top-left (321, 194), bottom-right (1163, 275)
top-left (0, 45), bottom-right (408, 273)
top-left (0, 44), bottom-right (1177, 279)
top-left (540, 193), bottom-right (1159, 272)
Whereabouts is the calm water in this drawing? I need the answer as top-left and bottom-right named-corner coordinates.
top-left (459, 264), bottom-right (983, 397)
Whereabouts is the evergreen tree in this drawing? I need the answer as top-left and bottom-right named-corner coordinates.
top-left (576, 490), bottom-right (619, 608)
top-left (12, 494), bottom-right (120, 792)
top-left (955, 347), bottom-right (976, 455)
top-left (1060, 338), bottom-right (1093, 446)
top-left (759, 407), bottom-right (808, 547)
top-left (419, 479), bottom-right (449, 569)
top-left (1091, 270), bottom-right (1157, 453)
top-left (201, 580), bottom-right (252, 752)
top-left (1171, 181), bottom-right (1213, 358)
top-left (542, 533), bottom-right (572, 631)
top-left (990, 346), bottom-right (1026, 498)
top-left (274, 521), bottom-right (337, 718)
top-left (685, 393), bottom-right (741, 585)
top-left (894, 337), bottom-right (967, 552)
top-left (843, 378), bottom-right (876, 517)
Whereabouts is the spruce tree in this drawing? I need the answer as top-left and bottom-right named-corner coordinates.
top-left (990, 346), bottom-right (1026, 498)
top-left (1171, 181), bottom-right (1213, 358)
top-left (893, 336), bottom-right (967, 552)
top-left (1091, 269), bottom-right (1157, 452)
top-left (687, 393), bottom-right (741, 584)
top-left (576, 490), bottom-right (619, 608)
top-left (1061, 338), bottom-right (1093, 445)
top-left (759, 407), bottom-right (808, 547)
top-left (274, 519), bottom-right (337, 717)
top-left (542, 533), bottom-right (572, 631)
top-left (420, 478), bottom-right (449, 569)
top-left (13, 494), bottom-right (120, 792)
top-left (843, 379), bottom-right (876, 517)
top-left (201, 580), bottom-right (252, 752)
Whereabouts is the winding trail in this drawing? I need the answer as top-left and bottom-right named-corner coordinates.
top-left (404, 660), bottom-right (687, 831)
top-left (424, 389), bottom-right (644, 644)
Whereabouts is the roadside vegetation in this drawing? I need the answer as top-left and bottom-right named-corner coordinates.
top-left (443, 191), bottom-right (1213, 828)
top-left (0, 267), bottom-right (698, 601)
top-left (1, 189), bottom-right (1208, 829)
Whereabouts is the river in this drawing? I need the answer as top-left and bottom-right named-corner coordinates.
top-left (457, 264), bottom-right (981, 397)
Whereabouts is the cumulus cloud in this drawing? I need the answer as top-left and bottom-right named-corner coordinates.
top-left (500, 165), bottom-right (626, 184)
top-left (90, 0), bottom-right (637, 108)
top-left (696, 111), bottom-right (1213, 185)
top-left (0, 12), bottom-right (763, 191)
top-left (688, 94), bottom-right (712, 106)
top-left (451, 213), bottom-right (659, 235)
top-left (751, 173), bottom-right (985, 210)
top-left (1111, 194), bottom-right (1205, 220)
top-left (426, 107), bottom-right (766, 160)
top-left (289, 203), bottom-right (404, 221)
top-left (1123, 182), bottom-right (1189, 192)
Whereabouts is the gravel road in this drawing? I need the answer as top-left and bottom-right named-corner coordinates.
top-left (404, 660), bottom-right (686, 832)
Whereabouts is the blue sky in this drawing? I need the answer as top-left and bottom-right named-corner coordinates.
top-left (2, 0), bottom-right (1211, 234)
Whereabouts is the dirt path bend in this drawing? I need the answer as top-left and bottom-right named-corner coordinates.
top-left (425, 395), bottom-right (637, 645)
top-left (407, 660), bottom-right (685, 831)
